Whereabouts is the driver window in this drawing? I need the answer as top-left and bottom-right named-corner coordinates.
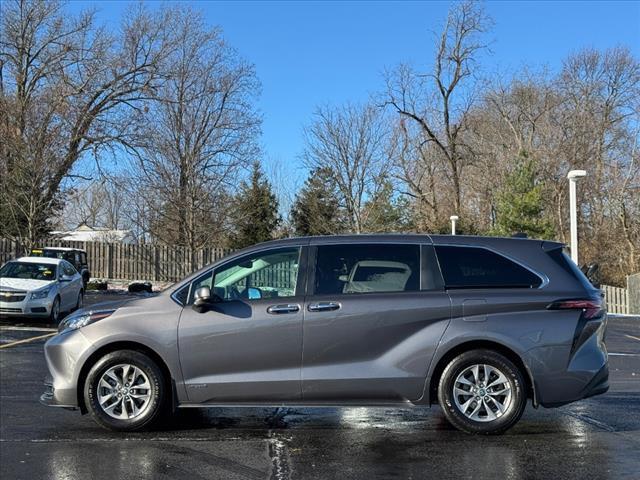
top-left (213, 247), bottom-right (301, 301)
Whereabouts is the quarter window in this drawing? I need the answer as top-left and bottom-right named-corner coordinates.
top-left (173, 285), bottom-right (190, 305)
top-left (314, 244), bottom-right (420, 295)
top-left (435, 246), bottom-right (542, 289)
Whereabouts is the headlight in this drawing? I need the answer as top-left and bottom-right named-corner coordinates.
top-left (58, 310), bottom-right (116, 333)
top-left (30, 288), bottom-right (51, 300)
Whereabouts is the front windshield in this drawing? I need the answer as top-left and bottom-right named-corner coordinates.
top-left (0, 262), bottom-right (57, 281)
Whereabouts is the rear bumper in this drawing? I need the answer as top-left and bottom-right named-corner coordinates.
top-left (524, 330), bottom-right (609, 408)
top-left (579, 363), bottom-right (609, 400)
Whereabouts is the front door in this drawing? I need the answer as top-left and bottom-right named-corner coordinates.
top-left (302, 242), bottom-right (451, 402)
top-left (178, 246), bottom-right (307, 403)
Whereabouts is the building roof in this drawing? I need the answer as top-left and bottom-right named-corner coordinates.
top-left (35, 247), bottom-right (85, 252)
top-left (50, 225), bottom-right (134, 244)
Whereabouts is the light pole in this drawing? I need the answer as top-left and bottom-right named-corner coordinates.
top-left (567, 170), bottom-right (587, 264)
top-left (450, 215), bottom-right (459, 236)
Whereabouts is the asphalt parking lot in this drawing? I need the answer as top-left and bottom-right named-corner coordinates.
top-left (1, 292), bottom-right (639, 479)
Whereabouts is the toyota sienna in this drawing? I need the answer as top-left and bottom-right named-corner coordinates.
top-left (41, 235), bottom-right (608, 434)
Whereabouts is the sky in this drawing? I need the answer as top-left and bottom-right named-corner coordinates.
top-left (65, 0), bottom-right (640, 183)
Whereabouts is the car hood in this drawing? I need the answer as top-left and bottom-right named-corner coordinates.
top-left (0, 277), bottom-right (54, 292)
top-left (78, 294), bottom-right (159, 315)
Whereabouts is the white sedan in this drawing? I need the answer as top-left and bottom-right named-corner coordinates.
top-left (0, 257), bottom-right (84, 323)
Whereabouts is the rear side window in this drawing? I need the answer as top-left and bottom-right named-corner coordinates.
top-left (314, 244), bottom-right (420, 295)
top-left (435, 246), bottom-right (542, 289)
top-left (546, 248), bottom-right (595, 289)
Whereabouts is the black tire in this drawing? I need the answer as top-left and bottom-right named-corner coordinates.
top-left (75, 290), bottom-right (84, 311)
top-left (49, 296), bottom-right (61, 324)
top-left (438, 349), bottom-right (527, 435)
top-left (84, 350), bottom-right (166, 431)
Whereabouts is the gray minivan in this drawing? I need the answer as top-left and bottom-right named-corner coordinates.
top-left (41, 235), bottom-right (608, 434)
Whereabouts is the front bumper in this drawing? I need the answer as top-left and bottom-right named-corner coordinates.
top-left (39, 375), bottom-right (77, 409)
top-left (40, 330), bottom-right (94, 408)
top-left (0, 296), bottom-right (54, 317)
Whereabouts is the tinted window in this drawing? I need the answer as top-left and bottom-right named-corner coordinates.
top-left (547, 248), bottom-right (595, 290)
top-left (435, 246), bottom-right (541, 289)
top-left (314, 244), bottom-right (420, 295)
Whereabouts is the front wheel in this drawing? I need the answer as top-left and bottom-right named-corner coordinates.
top-left (75, 290), bottom-right (84, 311)
top-left (49, 297), bottom-right (61, 324)
top-left (438, 349), bottom-right (527, 434)
top-left (84, 350), bottom-right (166, 431)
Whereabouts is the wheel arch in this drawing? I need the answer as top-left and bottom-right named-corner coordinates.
top-left (76, 341), bottom-right (175, 414)
top-left (427, 340), bottom-right (537, 407)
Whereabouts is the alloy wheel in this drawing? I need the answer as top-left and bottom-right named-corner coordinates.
top-left (453, 364), bottom-right (513, 422)
top-left (97, 364), bottom-right (153, 420)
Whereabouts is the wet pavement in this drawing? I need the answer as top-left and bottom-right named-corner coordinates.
top-left (1, 293), bottom-right (639, 479)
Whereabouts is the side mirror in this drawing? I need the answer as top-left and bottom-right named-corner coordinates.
top-left (192, 286), bottom-right (222, 313)
top-left (338, 274), bottom-right (348, 282)
top-left (59, 275), bottom-right (73, 282)
top-left (247, 287), bottom-right (262, 300)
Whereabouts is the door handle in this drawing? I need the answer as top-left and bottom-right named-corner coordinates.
top-left (308, 302), bottom-right (341, 312)
top-left (267, 304), bottom-right (300, 314)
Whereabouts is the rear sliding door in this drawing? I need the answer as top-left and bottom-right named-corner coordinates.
top-left (301, 242), bottom-right (451, 402)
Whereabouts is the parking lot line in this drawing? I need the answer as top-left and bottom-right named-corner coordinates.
top-left (625, 334), bottom-right (640, 342)
top-left (0, 326), bottom-right (57, 333)
top-left (0, 332), bottom-right (56, 349)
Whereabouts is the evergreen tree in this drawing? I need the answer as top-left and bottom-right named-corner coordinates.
top-left (492, 155), bottom-right (555, 239)
top-left (290, 167), bottom-right (344, 236)
top-left (228, 162), bottom-right (281, 249)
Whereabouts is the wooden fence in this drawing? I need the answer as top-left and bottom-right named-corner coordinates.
top-left (1, 238), bottom-right (636, 310)
top-left (0, 238), bottom-right (230, 283)
top-left (601, 284), bottom-right (629, 315)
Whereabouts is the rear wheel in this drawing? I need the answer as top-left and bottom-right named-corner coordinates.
top-left (84, 350), bottom-right (166, 431)
top-left (438, 349), bottom-right (527, 434)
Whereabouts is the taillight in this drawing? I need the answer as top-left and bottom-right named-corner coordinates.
top-left (547, 299), bottom-right (604, 319)
top-left (548, 298), bottom-right (606, 354)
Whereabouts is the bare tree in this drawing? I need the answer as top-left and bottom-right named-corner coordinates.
top-left (464, 49), bottom-right (639, 284)
top-left (383, 0), bottom-right (490, 216)
top-left (131, 7), bottom-right (260, 249)
top-left (302, 103), bottom-right (391, 234)
top-left (390, 117), bottom-right (445, 231)
top-left (56, 177), bottom-right (130, 232)
top-left (0, 0), bottom-right (172, 246)
top-left (556, 47), bottom-right (640, 281)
